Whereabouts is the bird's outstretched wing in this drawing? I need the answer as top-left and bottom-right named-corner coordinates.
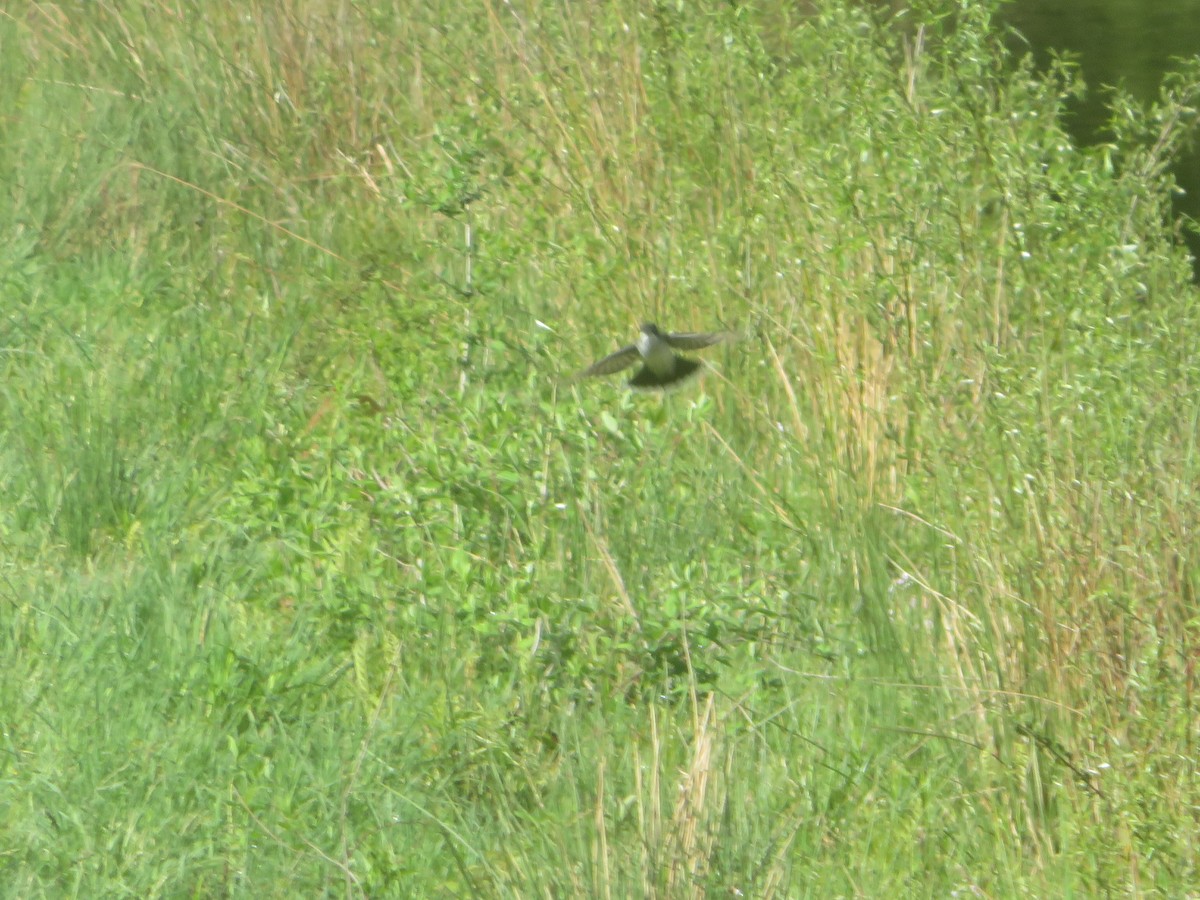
top-left (575, 344), bottom-right (640, 379)
top-left (662, 330), bottom-right (730, 351)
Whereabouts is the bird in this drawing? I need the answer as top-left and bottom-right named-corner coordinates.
top-left (575, 322), bottom-right (730, 389)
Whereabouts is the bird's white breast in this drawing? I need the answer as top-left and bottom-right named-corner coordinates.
top-left (637, 331), bottom-right (675, 373)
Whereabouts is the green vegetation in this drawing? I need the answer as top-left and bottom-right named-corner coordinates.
top-left (3, 1), bottom-right (1199, 895)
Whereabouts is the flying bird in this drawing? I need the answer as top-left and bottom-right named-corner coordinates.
top-left (576, 322), bottom-right (730, 389)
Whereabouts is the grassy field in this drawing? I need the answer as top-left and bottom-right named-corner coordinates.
top-left (3, 1), bottom-right (1200, 895)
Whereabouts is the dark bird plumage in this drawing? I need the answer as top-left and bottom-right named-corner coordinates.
top-left (576, 323), bottom-right (731, 389)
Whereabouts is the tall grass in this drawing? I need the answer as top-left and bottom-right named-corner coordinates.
top-left (2, 0), bottom-right (1199, 895)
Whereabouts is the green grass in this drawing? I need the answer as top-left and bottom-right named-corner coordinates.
top-left (3, 0), bottom-right (1200, 895)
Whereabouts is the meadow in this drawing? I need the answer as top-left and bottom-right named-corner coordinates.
top-left (3, 1), bottom-right (1199, 895)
